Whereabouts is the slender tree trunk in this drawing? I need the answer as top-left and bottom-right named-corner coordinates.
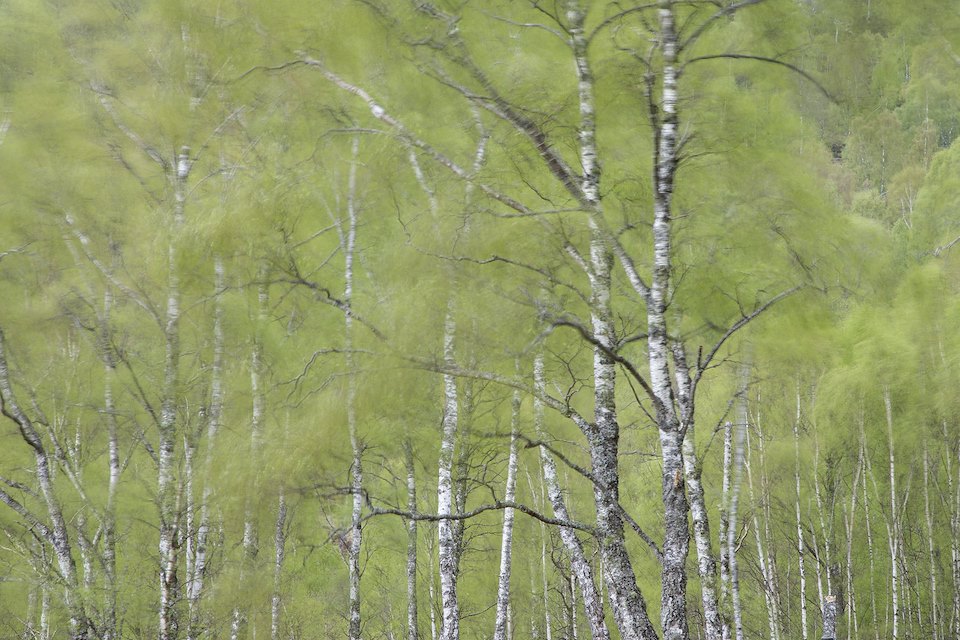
top-left (924, 445), bottom-right (939, 640)
top-left (428, 530), bottom-right (438, 640)
top-left (271, 482), bottom-right (287, 640)
top-left (647, 9), bottom-right (692, 640)
top-left (862, 425), bottom-right (879, 640)
top-left (186, 256), bottom-right (225, 640)
top-left (682, 408), bottom-right (724, 640)
top-left (793, 387), bottom-right (808, 640)
top-left (23, 588), bottom-right (36, 640)
top-left (493, 391), bottom-right (520, 640)
top-left (344, 136), bottom-right (363, 640)
top-left (844, 431), bottom-right (864, 640)
top-left (158, 146), bottom-right (191, 640)
top-left (40, 586), bottom-right (50, 640)
top-left (542, 516), bottom-right (553, 640)
top-left (718, 421), bottom-right (733, 640)
top-left (745, 414), bottom-right (779, 640)
top-left (534, 355), bottom-right (610, 640)
top-left (405, 439), bottom-right (419, 640)
top-left (729, 381), bottom-right (747, 640)
top-left (946, 431), bottom-right (960, 640)
top-left (437, 310), bottom-right (459, 640)
top-left (883, 388), bottom-right (899, 640)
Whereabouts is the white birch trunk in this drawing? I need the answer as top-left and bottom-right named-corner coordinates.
top-left (793, 387), bottom-right (808, 640)
top-left (682, 415), bottom-right (724, 640)
top-left (345, 136), bottom-right (363, 640)
top-left (924, 445), bottom-right (939, 640)
top-left (718, 421), bottom-right (733, 640)
top-left (861, 428), bottom-right (879, 640)
top-left (844, 431), bottom-right (863, 640)
top-left (437, 310), bottom-right (459, 640)
top-left (405, 439), bottom-right (419, 640)
top-left (812, 431), bottom-right (833, 598)
top-left (745, 418), bottom-right (779, 640)
top-left (493, 392), bottom-right (520, 640)
top-left (729, 385), bottom-right (747, 640)
top-left (883, 388), bottom-right (899, 640)
top-left (648, 9), bottom-right (691, 640)
top-left (946, 433), bottom-right (960, 640)
top-left (186, 256), bottom-right (224, 640)
top-left (158, 146), bottom-right (190, 640)
top-left (271, 483), bottom-right (287, 640)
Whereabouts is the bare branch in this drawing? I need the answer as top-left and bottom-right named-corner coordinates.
top-left (587, 3), bottom-right (659, 46)
top-left (619, 504), bottom-right (664, 562)
top-left (683, 53), bottom-right (834, 100)
top-left (365, 500), bottom-right (596, 535)
top-left (934, 234), bottom-right (960, 257)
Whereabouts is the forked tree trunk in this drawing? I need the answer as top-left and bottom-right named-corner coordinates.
top-left (567, 6), bottom-right (658, 638)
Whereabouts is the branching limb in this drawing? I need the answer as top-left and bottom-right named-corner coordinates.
top-left (364, 500), bottom-right (596, 535)
top-left (693, 285), bottom-right (801, 391)
top-left (0, 487), bottom-right (52, 544)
